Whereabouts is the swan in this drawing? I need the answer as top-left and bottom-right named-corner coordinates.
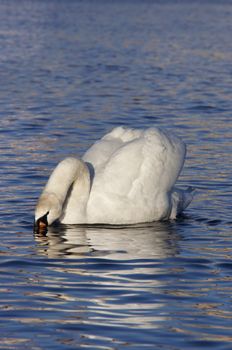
top-left (35, 126), bottom-right (194, 229)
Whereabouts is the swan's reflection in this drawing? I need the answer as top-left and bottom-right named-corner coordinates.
top-left (35, 221), bottom-right (180, 260)
top-left (34, 223), bottom-right (181, 332)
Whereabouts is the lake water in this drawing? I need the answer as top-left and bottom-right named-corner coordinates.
top-left (0, 0), bottom-right (232, 349)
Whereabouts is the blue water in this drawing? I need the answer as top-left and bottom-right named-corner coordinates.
top-left (1, 0), bottom-right (232, 349)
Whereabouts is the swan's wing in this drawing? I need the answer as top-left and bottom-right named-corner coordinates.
top-left (86, 127), bottom-right (186, 223)
top-left (144, 127), bottom-right (186, 192)
top-left (90, 127), bottom-right (186, 200)
top-left (82, 126), bottom-right (143, 170)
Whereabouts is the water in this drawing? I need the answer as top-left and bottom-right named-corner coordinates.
top-left (1, 0), bottom-right (232, 348)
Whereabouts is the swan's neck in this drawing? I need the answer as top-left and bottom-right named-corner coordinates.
top-left (44, 157), bottom-right (90, 222)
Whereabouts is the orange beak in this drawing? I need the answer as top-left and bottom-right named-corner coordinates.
top-left (37, 220), bottom-right (47, 230)
top-left (35, 211), bottom-right (49, 233)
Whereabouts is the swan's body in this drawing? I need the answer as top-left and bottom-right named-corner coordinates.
top-left (35, 127), bottom-right (194, 227)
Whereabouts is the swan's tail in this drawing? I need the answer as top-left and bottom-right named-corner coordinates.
top-left (170, 186), bottom-right (195, 219)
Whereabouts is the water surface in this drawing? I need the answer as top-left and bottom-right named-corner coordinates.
top-left (0, 1), bottom-right (232, 349)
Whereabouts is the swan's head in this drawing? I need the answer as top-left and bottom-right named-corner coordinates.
top-left (35, 192), bottom-right (62, 231)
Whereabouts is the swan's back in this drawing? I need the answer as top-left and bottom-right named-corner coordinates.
top-left (82, 126), bottom-right (143, 171)
top-left (83, 127), bottom-right (186, 224)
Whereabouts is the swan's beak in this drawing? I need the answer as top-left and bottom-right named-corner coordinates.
top-left (35, 212), bottom-right (49, 233)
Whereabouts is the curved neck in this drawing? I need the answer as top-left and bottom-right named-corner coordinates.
top-left (44, 157), bottom-right (90, 205)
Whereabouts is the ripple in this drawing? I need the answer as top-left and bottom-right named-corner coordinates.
top-left (1, 0), bottom-right (232, 349)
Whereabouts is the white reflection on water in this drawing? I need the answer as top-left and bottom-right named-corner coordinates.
top-left (35, 222), bottom-right (180, 260)
top-left (33, 223), bottom-right (180, 331)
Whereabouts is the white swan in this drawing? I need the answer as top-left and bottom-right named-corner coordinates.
top-left (35, 126), bottom-right (194, 229)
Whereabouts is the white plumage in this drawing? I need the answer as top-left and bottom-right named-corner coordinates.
top-left (35, 126), bottom-right (194, 226)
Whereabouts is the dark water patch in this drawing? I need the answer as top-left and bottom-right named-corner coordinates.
top-left (216, 262), bottom-right (232, 270)
top-left (207, 219), bottom-right (223, 226)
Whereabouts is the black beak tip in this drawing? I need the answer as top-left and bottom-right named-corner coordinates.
top-left (34, 211), bottom-right (49, 235)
